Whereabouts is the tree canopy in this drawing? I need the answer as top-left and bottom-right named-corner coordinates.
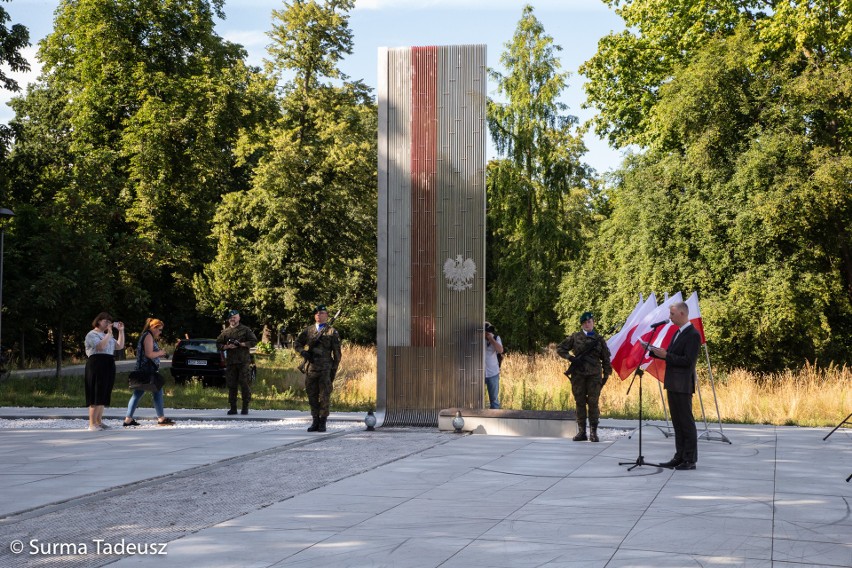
top-left (0, 0), bottom-right (29, 155)
top-left (568, 0), bottom-right (852, 368)
top-left (2, 0), bottom-right (272, 358)
top-left (194, 0), bottom-right (377, 341)
top-left (0, 0), bottom-right (849, 372)
top-left (486, 5), bottom-right (595, 351)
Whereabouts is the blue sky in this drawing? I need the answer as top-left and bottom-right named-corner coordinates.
top-left (1, 0), bottom-right (627, 172)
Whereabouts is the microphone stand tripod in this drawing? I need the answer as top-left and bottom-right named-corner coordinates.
top-left (823, 411), bottom-right (852, 482)
top-left (620, 327), bottom-right (663, 471)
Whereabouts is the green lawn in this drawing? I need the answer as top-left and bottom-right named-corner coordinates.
top-left (0, 363), bottom-right (372, 412)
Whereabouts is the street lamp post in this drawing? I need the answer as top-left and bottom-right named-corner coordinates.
top-left (0, 207), bottom-right (14, 369)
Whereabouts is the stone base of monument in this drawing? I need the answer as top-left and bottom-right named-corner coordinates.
top-left (438, 408), bottom-right (578, 438)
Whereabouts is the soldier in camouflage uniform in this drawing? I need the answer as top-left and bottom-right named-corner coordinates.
top-left (295, 305), bottom-right (341, 432)
top-left (216, 309), bottom-right (258, 416)
top-left (557, 311), bottom-right (612, 442)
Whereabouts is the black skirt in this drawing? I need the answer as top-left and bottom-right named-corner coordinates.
top-left (85, 353), bottom-right (116, 406)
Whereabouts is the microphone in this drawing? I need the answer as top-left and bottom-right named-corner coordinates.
top-left (649, 320), bottom-right (669, 328)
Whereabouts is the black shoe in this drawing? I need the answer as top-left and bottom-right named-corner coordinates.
top-left (317, 417), bottom-right (327, 433)
top-left (157, 418), bottom-right (176, 426)
top-left (659, 458), bottom-right (683, 468)
top-left (123, 419), bottom-right (140, 428)
top-left (674, 461), bottom-right (696, 470)
top-left (241, 407), bottom-right (249, 415)
top-left (227, 408), bottom-right (237, 415)
top-left (307, 417), bottom-right (319, 432)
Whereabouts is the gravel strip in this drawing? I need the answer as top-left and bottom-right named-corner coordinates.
top-left (0, 428), bottom-right (457, 568)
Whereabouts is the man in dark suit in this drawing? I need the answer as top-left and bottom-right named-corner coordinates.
top-left (649, 301), bottom-right (701, 470)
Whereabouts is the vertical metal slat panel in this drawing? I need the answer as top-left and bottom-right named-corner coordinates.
top-left (378, 44), bottom-right (486, 427)
top-left (377, 47), bottom-right (389, 415)
top-left (387, 48), bottom-right (411, 347)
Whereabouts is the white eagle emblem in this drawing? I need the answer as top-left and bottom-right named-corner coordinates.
top-left (443, 255), bottom-right (476, 291)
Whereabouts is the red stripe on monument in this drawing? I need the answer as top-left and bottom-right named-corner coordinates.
top-left (410, 46), bottom-right (437, 347)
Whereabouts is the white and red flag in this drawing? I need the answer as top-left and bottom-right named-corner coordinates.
top-left (608, 294), bottom-right (657, 380)
top-left (644, 292), bottom-right (708, 381)
top-left (633, 293), bottom-right (683, 379)
top-left (685, 291), bottom-right (706, 344)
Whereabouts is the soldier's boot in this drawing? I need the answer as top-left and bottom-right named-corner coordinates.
top-left (573, 423), bottom-right (587, 442)
top-left (317, 417), bottom-right (327, 432)
top-left (227, 389), bottom-right (238, 415)
top-left (241, 402), bottom-right (249, 415)
top-left (307, 416), bottom-right (320, 432)
top-left (589, 424), bottom-right (600, 443)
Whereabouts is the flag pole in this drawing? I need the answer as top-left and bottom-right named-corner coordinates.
top-left (697, 343), bottom-right (731, 443)
top-left (649, 380), bottom-right (674, 438)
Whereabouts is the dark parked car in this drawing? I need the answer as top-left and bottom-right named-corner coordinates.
top-left (170, 338), bottom-right (255, 386)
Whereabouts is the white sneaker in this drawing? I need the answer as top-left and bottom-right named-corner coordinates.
top-left (88, 425), bottom-right (104, 431)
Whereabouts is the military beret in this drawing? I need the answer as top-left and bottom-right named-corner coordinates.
top-left (313, 304), bottom-right (328, 314)
top-left (580, 311), bottom-right (594, 323)
top-left (226, 309), bottom-right (240, 319)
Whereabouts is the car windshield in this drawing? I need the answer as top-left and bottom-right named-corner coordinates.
top-left (178, 341), bottom-right (219, 354)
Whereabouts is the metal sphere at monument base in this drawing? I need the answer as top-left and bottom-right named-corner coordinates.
top-left (364, 410), bottom-right (377, 431)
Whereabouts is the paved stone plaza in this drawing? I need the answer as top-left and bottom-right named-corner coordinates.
top-left (0, 407), bottom-right (849, 567)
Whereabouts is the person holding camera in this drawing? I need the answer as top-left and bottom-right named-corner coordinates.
top-left (123, 318), bottom-right (175, 427)
top-left (216, 309), bottom-right (258, 415)
top-left (84, 312), bottom-right (125, 431)
top-left (484, 322), bottom-right (504, 409)
top-left (557, 311), bottom-right (612, 442)
top-left (295, 305), bottom-right (341, 432)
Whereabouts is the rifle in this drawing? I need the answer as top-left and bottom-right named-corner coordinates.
top-left (297, 308), bottom-right (342, 374)
top-left (563, 334), bottom-right (605, 379)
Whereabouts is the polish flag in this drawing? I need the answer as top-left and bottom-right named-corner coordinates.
top-left (636, 293), bottom-right (683, 382)
top-left (644, 292), bottom-right (707, 381)
top-left (685, 291), bottom-right (706, 344)
top-left (608, 294), bottom-right (657, 380)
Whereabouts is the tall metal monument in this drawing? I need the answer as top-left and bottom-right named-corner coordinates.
top-left (377, 45), bottom-right (487, 426)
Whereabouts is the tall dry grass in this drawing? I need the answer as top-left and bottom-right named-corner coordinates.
top-left (330, 344), bottom-right (377, 408)
top-left (253, 345), bottom-right (378, 410)
top-left (335, 346), bottom-right (852, 427)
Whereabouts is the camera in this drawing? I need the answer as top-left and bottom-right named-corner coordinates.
top-left (112, 322), bottom-right (120, 329)
top-left (484, 323), bottom-right (496, 334)
top-left (226, 338), bottom-right (242, 347)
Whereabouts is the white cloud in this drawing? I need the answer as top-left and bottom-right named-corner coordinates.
top-left (222, 30), bottom-right (271, 66)
top-left (224, 30), bottom-right (268, 47)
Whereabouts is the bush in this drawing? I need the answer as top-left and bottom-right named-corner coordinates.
top-left (255, 341), bottom-right (275, 355)
top-left (336, 302), bottom-right (376, 345)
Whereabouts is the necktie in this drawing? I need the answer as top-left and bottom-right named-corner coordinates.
top-left (671, 329), bottom-right (680, 345)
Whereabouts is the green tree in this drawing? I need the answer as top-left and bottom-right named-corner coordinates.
top-left (3, 0), bottom-right (272, 360)
top-left (570, 2), bottom-right (852, 369)
top-left (195, 0), bottom-right (377, 337)
top-left (0, 0), bottom-right (30, 155)
top-left (486, 5), bottom-right (594, 351)
top-left (0, 0), bottom-right (28, 91)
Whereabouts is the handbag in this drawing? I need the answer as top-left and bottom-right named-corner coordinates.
top-left (128, 370), bottom-right (165, 392)
top-left (129, 331), bottom-right (165, 392)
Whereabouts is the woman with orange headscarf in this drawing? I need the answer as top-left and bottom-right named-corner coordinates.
top-left (123, 318), bottom-right (176, 427)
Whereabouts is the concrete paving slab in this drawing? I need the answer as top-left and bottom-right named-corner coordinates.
top-left (266, 534), bottom-right (474, 568)
top-left (0, 408), bottom-right (850, 568)
top-left (443, 540), bottom-right (614, 568)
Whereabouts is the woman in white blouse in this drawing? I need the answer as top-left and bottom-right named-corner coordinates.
top-left (84, 312), bottom-right (125, 431)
